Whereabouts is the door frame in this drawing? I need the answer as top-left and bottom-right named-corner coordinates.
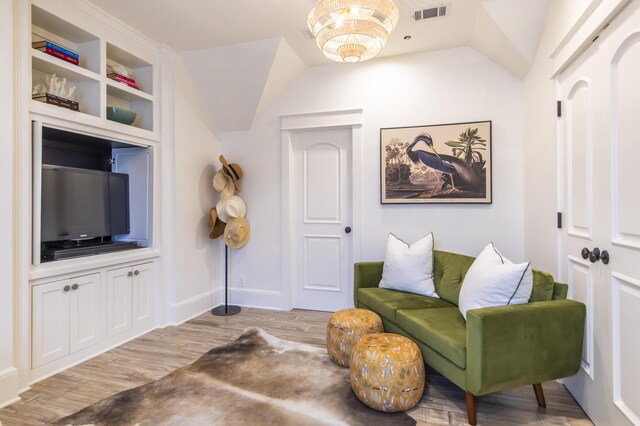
top-left (281, 109), bottom-right (363, 311)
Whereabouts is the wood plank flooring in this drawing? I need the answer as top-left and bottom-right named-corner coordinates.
top-left (0, 308), bottom-right (592, 425)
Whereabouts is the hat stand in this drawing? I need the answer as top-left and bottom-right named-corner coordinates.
top-left (211, 245), bottom-right (241, 316)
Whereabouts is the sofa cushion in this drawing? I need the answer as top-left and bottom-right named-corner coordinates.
top-left (396, 308), bottom-right (467, 369)
top-left (358, 288), bottom-right (454, 322)
top-left (531, 270), bottom-right (555, 302)
top-left (433, 250), bottom-right (475, 305)
top-left (379, 233), bottom-right (438, 297)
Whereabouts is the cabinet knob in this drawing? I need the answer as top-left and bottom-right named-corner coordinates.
top-left (71, 283), bottom-right (79, 290)
top-left (127, 271), bottom-right (133, 277)
top-left (63, 285), bottom-right (70, 292)
top-left (134, 270), bottom-right (139, 276)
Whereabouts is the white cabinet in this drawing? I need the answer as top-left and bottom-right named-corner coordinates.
top-left (106, 262), bottom-right (154, 338)
top-left (32, 273), bottom-right (102, 368)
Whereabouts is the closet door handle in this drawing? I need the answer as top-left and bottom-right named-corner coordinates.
top-left (71, 283), bottom-right (79, 290)
top-left (63, 285), bottom-right (70, 292)
top-left (127, 271), bottom-right (133, 277)
top-left (134, 270), bottom-right (139, 276)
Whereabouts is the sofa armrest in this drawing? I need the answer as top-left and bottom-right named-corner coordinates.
top-left (466, 299), bottom-right (585, 396)
top-left (354, 262), bottom-right (383, 307)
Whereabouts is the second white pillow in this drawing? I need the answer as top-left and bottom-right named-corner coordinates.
top-left (458, 243), bottom-right (533, 319)
top-left (379, 233), bottom-right (438, 298)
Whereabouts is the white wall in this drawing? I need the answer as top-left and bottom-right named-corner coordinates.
top-left (221, 47), bottom-right (526, 310)
top-left (0, 0), bottom-right (19, 407)
top-left (170, 57), bottom-right (223, 322)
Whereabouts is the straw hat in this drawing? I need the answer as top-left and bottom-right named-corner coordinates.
top-left (224, 217), bottom-right (250, 249)
top-left (207, 208), bottom-right (226, 240)
top-left (219, 155), bottom-right (243, 192)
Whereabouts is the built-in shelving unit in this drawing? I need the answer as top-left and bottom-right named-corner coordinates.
top-left (20, 0), bottom-right (163, 386)
top-left (30, 2), bottom-right (157, 135)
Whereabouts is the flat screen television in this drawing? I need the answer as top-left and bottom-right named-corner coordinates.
top-left (41, 165), bottom-right (130, 242)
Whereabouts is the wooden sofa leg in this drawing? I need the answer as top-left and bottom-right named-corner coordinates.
top-left (465, 392), bottom-right (477, 425)
top-left (533, 383), bottom-right (546, 408)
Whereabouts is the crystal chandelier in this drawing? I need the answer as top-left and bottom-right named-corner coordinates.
top-left (307, 0), bottom-right (399, 63)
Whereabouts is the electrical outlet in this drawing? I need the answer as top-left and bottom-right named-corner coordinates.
top-left (239, 275), bottom-right (246, 287)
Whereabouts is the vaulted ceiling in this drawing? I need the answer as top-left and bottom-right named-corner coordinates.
top-left (87, 0), bottom-right (548, 131)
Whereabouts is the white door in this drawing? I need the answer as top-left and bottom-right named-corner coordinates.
top-left (69, 273), bottom-right (103, 353)
top-left (32, 279), bottom-right (70, 368)
top-left (132, 262), bottom-right (154, 327)
top-left (106, 266), bottom-right (133, 338)
top-left (292, 128), bottom-right (352, 311)
top-left (559, 5), bottom-right (640, 424)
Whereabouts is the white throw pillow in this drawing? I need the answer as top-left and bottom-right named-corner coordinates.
top-left (458, 243), bottom-right (533, 319)
top-left (379, 233), bottom-right (438, 298)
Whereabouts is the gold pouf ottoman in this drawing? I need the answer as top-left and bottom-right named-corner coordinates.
top-left (326, 308), bottom-right (383, 367)
top-left (350, 333), bottom-right (425, 412)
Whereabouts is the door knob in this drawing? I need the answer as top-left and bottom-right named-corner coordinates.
top-left (71, 283), bottom-right (79, 290)
top-left (134, 270), bottom-right (139, 275)
top-left (582, 247), bottom-right (610, 264)
top-left (127, 271), bottom-right (133, 277)
top-left (63, 285), bottom-right (70, 292)
top-left (345, 227), bottom-right (352, 234)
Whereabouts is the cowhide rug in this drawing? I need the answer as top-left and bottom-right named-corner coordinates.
top-left (54, 328), bottom-right (416, 425)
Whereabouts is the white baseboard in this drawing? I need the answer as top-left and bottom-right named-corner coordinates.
top-left (0, 367), bottom-right (20, 409)
top-left (228, 288), bottom-right (286, 310)
top-left (171, 289), bottom-right (222, 325)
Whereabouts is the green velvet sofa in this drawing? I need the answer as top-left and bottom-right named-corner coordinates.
top-left (354, 250), bottom-right (586, 425)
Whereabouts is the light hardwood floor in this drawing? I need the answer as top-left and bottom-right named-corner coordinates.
top-left (0, 308), bottom-right (592, 425)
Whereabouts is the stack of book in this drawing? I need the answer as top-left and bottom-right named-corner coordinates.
top-left (32, 93), bottom-right (79, 111)
top-left (107, 72), bottom-right (139, 90)
top-left (32, 40), bottom-right (79, 65)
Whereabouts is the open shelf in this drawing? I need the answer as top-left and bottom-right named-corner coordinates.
top-left (29, 3), bottom-right (157, 137)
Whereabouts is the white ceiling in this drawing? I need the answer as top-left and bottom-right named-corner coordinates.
top-left (86, 0), bottom-right (548, 70)
top-left (85, 0), bottom-right (549, 132)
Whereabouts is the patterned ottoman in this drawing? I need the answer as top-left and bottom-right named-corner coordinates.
top-left (326, 308), bottom-right (383, 367)
top-left (350, 333), bottom-right (425, 412)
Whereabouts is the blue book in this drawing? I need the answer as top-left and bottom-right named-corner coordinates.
top-left (32, 40), bottom-right (79, 60)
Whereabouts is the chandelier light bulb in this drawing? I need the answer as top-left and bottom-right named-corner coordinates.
top-left (307, 0), bottom-right (399, 63)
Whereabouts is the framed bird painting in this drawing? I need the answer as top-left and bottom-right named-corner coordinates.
top-left (380, 120), bottom-right (492, 204)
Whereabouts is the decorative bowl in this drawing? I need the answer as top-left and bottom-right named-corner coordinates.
top-left (106, 106), bottom-right (137, 125)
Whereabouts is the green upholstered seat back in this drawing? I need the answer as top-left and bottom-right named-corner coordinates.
top-left (433, 250), bottom-right (475, 305)
top-left (433, 250), bottom-right (556, 306)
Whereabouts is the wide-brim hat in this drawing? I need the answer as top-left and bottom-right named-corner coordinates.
top-left (207, 208), bottom-right (226, 240)
top-left (219, 155), bottom-right (243, 192)
top-left (224, 217), bottom-right (250, 249)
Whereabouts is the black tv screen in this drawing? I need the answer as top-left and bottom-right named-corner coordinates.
top-left (41, 165), bottom-right (130, 242)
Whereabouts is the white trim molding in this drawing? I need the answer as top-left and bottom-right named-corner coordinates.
top-left (0, 367), bottom-right (21, 409)
top-left (281, 109), bottom-right (363, 311)
top-left (551, 0), bottom-right (630, 76)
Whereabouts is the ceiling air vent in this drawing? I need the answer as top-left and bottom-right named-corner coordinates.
top-left (413, 4), bottom-right (447, 21)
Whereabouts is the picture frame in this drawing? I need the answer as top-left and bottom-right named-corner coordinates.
top-left (380, 120), bottom-right (492, 204)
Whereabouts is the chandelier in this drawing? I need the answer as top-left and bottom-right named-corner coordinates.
top-left (307, 0), bottom-right (399, 63)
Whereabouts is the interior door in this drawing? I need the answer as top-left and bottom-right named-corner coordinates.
top-left (559, 5), bottom-right (640, 424)
top-left (292, 128), bottom-right (352, 311)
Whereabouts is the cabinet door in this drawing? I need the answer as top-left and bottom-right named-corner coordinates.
top-left (106, 266), bottom-right (133, 338)
top-left (32, 280), bottom-right (70, 368)
top-left (69, 273), bottom-right (103, 353)
top-left (112, 148), bottom-right (152, 246)
top-left (132, 262), bottom-right (154, 327)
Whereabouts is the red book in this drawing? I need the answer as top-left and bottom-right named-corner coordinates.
top-left (108, 74), bottom-right (140, 90)
top-left (107, 72), bottom-right (136, 84)
top-left (38, 46), bottom-right (79, 65)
